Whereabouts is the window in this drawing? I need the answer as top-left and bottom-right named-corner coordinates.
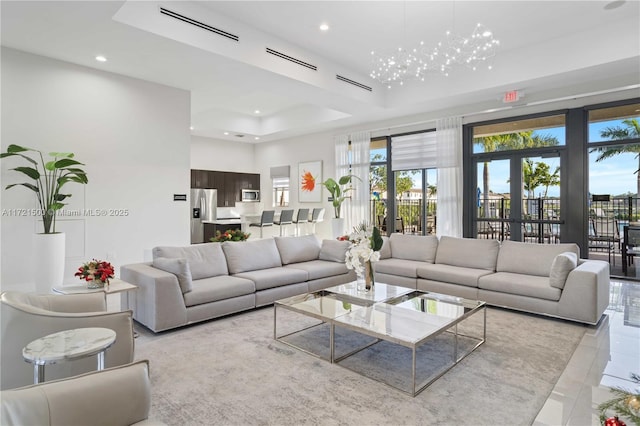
top-left (472, 115), bottom-right (566, 153)
top-left (272, 177), bottom-right (289, 207)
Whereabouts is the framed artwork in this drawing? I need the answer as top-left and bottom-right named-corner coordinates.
top-left (298, 160), bottom-right (322, 202)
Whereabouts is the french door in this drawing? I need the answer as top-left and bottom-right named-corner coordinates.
top-left (472, 152), bottom-right (564, 243)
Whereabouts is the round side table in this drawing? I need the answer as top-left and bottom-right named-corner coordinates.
top-left (22, 327), bottom-right (116, 384)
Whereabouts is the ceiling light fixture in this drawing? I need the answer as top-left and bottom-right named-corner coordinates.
top-left (254, 109), bottom-right (261, 114)
top-left (370, 3), bottom-right (499, 88)
top-left (254, 137), bottom-right (260, 140)
top-left (319, 23), bottom-right (329, 31)
top-left (95, 55), bottom-right (107, 62)
top-left (224, 132), bottom-right (229, 135)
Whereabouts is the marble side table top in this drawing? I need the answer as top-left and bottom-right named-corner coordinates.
top-left (23, 327), bottom-right (116, 365)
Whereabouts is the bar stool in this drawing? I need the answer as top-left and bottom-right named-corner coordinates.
top-left (309, 208), bottom-right (325, 234)
top-left (293, 208), bottom-right (309, 236)
top-left (249, 210), bottom-right (275, 238)
top-left (274, 209), bottom-right (294, 236)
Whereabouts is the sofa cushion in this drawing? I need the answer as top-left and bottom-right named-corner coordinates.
top-left (275, 235), bottom-right (321, 265)
top-left (374, 258), bottom-right (424, 278)
top-left (389, 234), bottom-right (438, 263)
top-left (153, 243), bottom-right (228, 280)
top-left (379, 236), bottom-right (391, 259)
top-left (183, 275), bottom-right (256, 307)
top-left (478, 272), bottom-right (562, 301)
top-left (318, 240), bottom-right (350, 263)
top-left (222, 238), bottom-right (282, 274)
top-left (435, 236), bottom-right (499, 271)
top-left (152, 257), bottom-right (193, 294)
top-left (234, 267), bottom-right (308, 291)
top-left (285, 260), bottom-right (350, 280)
top-left (417, 263), bottom-right (494, 288)
top-left (496, 240), bottom-right (580, 277)
top-left (549, 252), bottom-right (578, 290)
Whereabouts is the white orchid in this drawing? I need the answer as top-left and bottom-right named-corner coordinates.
top-left (344, 222), bottom-right (382, 274)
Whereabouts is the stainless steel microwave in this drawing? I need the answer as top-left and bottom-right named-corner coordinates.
top-left (241, 189), bottom-right (260, 202)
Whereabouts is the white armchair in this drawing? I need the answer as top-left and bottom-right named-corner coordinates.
top-left (1, 360), bottom-right (164, 425)
top-left (0, 291), bottom-right (135, 390)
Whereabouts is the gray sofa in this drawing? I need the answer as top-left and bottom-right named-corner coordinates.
top-left (121, 235), bottom-right (356, 332)
top-left (374, 234), bottom-right (610, 325)
top-left (122, 233), bottom-right (610, 332)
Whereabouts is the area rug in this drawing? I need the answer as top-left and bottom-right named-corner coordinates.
top-left (133, 306), bottom-right (587, 426)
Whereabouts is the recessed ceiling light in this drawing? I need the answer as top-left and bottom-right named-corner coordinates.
top-left (319, 23), bottom-right (329, 31)
top-left (223, 132), bottom-right (229, 135)
top-left (254, 110), bottom-right (261, 114)
top-left (254, 137), bottom-right (260, 140)
top-left (189, 126), bottom-right (194, 130)
top-left (95, 55), bottom-right (107, 62)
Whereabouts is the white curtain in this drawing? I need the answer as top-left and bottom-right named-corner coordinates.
top-left (436, 116), bottom-right (463, 238)
top-left (334, 134), bottom-right (350, 221)
top-left (349, 131), bottom-right (371, 230)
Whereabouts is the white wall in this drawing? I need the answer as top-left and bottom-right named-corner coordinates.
top-left (190, 135), bottom-right (255, 172)
top-left (254, 131), bottom-right (337, 239)
top-left (1, 48), bottom-right (191, 290)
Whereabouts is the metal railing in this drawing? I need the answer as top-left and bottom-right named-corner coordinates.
top-left (370, 196), bottom-right (640, 245)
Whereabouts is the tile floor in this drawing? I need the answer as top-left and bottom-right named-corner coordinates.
top-left (534, 279), bottom-right (640, 425)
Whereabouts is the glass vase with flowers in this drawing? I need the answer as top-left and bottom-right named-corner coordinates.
top-left (343, 222), bottom-right (384, 291)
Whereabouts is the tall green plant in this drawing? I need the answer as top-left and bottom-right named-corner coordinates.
top-left (321, 174), bottom-right (361, 218)
top-left (1, 144), bottom-right (88, 233)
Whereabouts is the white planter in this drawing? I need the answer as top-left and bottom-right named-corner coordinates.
top-left (331, 218), bottom-right (345, 239)
top-left (33, 232), bottom-right (65, 293)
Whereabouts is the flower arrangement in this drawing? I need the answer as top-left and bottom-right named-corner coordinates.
top-left (211, 229), bottom-right (250, 242)
top-left (343, 222), bottom-right (383, 276)
top-left (75, 259), bottom-right (115, 286)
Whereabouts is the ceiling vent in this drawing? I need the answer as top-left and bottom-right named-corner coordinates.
top-left (159, 7), bottom-right (239, 42)
top-left (266, 48), bottom-right (317, 71)
top-left (336, 75), bottom-right (373, 92)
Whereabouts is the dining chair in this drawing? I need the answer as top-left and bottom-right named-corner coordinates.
top-left (309, 208), bottom-right (325, 234)
top-left (249, 210), bottom-right (275, 238)
top-left (293, 208), bottom-right (310, 236)
top-left (274, 209), bottom-right (294, 236)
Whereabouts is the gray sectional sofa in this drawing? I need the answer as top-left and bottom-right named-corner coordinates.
top-left (375, 234), bottom-right (610, 325)
top-left (120, 235), bottom-right (355, 332)
top-left (121, 233), bottom-right (610, 333)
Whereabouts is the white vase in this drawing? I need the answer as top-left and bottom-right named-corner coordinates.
top-left (33, 232), bottom-right (65, 293)
top-left (331, 218), bottom-right (345, 239)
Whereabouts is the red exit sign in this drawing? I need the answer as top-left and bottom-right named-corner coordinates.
top-left (503, 90), bottom-right (522, 103)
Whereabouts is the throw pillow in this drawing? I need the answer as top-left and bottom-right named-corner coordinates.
top-left (549, 252), bottom-right (578, 290)
top-left (318, 239), bottom-right (350, 263)
top-left (152, 257), bottom-right (193, 294)
top-left (275, 234), bottom-right (321, 265)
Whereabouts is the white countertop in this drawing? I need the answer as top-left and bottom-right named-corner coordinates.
top-left (203, 219), bottom-right (242, 225)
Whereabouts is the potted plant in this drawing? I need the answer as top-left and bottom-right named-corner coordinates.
top-left (321, 174), bottom-right (360, 237)
top-left (1, 144), bottom-right (88, 291)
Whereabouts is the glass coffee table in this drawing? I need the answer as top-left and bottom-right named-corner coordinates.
top-left (274, 283), bottom-right (486, 396)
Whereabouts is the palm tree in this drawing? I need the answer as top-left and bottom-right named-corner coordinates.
top-left (590, 118), bottom-right (640, 196)
top-left (474, 131), bottom-right (559, 217)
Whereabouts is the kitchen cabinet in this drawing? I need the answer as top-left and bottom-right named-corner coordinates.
top-left (190, 170), bottom-right (261, 207)
top-left (190, 170), bottom-right (209, 188)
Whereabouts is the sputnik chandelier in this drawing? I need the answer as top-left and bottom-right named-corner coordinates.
top-left (370, 23), bottom-right (500, 88)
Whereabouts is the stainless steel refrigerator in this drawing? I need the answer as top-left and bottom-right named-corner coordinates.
top-left (190, 188), bottom-right (217, 244)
